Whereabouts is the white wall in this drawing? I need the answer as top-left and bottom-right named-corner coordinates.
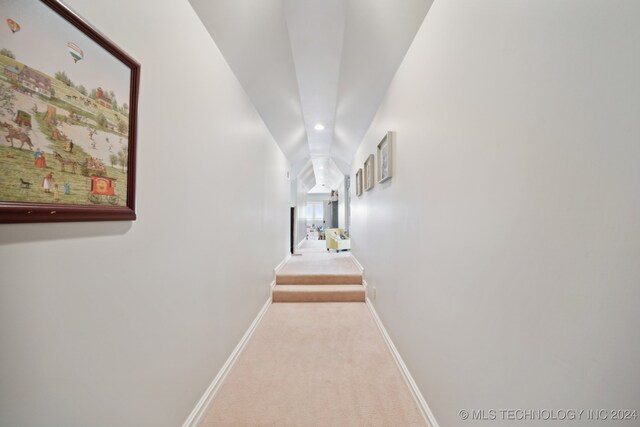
top-left (295, 179), bottom-right (308, 246)
top-left (290, 178), bottom-right (297, 207)
top-left (337, 177), bottom-right (346, 231)
top-left (0, 1), bottom-right (290, 426)
top-left (351, 1), bottom-right (640, 426)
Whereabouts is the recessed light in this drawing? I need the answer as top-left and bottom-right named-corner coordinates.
top-left (314, 123), bottom-right (325, 131)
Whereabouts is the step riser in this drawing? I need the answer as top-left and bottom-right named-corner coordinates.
top-left (276, 274), bottom-right (362, 285)
top-left (273, 290), bottom-right (365, 303)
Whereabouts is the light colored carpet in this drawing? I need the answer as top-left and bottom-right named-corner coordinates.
top-left (272, 284), bottom-right (365, 302)
top-left (275, 243), bottom-right (363, 301)
top-left (276, 252), bottom-right (362, 285)
top-left (295, 239), bottom-right (331, 254)
top-left (200, 303), bottom-right (426, 427)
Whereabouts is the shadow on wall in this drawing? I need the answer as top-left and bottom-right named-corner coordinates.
top-left (0, 221), bottom-right (133, 244)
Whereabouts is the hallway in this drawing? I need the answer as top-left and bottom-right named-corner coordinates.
top-left (200, 244), bottom-right (425, 426)
top-left (1, 1), bottom-right (638, 427)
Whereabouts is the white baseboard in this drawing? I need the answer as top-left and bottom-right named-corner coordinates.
top-left (362, 279), bottom-right (369, 301)
top-left (297, 239), bottom-right (305, 248)
top-left (182, 297), bottom-right (272, 427)
top-left (269, 279), bottom-right (276, 300)
top-left (273, 253), bottom-right (290, 298)
top-left (274, 253), bottom-right (292, 275)
top-left (365, 298), bottom-right (439, 427)
top-left (350, 255), bottom-right (364, 274)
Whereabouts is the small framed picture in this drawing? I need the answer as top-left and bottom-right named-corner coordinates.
top-left (355, 168), bottom-right (363, 196)
top-left (377, 131), bottom-right (393, 183)
top-left (364, 154), bottom-right (374, 191)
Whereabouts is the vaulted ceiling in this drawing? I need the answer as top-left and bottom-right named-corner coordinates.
top-left (189, 0), bottom-right (432, 190)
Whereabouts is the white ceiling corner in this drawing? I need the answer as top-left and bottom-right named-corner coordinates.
top-left (188, 0), bottom-right (433, 189)
top-left (297, 160), bottom-right (316, 191)
top-left (188, 0), bottom-right (309, 166)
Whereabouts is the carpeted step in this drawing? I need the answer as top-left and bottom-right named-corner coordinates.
top-left (272, 284), bottom-right (365, 303)
top-left (276, 273), bottom-right (362, 285)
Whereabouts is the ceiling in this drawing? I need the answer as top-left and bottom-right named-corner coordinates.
top-left (189, 0), bottom-right (432, 190)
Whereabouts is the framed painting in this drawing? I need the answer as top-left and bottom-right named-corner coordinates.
top-left (355, 168), bottom-right (363, 197)
top-left (377, 131), bottom-right (392, 183)
top-left (364, 154), bottom-right (374, 191)
top-left (0, 0), bottom-right (140, 223)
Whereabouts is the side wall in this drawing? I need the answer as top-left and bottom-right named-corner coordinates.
top-left (338, 177), bottom-right (346, 231)
top-left (0, 1), bottom-right (290, 426)
top-left (295, 179), bottom-right (308, 246)
top-left (351, 1), bottom-right (640, 426)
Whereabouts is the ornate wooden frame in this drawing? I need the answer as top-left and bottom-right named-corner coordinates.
top-left (0, 0), bottom-right (140, 223)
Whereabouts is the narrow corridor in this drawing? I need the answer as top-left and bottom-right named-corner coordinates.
top-left (200, 242), bottom-right (425, 426)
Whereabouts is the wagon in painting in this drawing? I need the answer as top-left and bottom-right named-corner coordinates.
top-left (88, 175), bottom-right (119, 205)
top-left (14, 110), bottom-right (31, 128)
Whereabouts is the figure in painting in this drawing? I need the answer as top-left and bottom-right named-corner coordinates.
top-left (64, 182), bottom-right (70, 195)
top-left (53, 184), bottom-right (60, 200)
top-left (42, 172), bottom-right (54, 193)
top-left (34, 150), bottom-right (47, 168)
top-left (20, 123), bottom-right (30, 141)
top-left (65, 139), bottom-right (74, 153)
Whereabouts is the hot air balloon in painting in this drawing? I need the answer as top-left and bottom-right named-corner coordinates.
top-left (67, 42), bottom-right (83, 63)
top-left (6, 18), bottom-right (20, 34)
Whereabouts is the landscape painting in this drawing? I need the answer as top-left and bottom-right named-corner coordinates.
top-left (0, 0), bottom-right (139, 222)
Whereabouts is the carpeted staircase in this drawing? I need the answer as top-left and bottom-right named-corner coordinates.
top-left (273, 252), bottom-right (365, 303)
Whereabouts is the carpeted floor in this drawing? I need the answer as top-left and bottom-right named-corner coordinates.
top-left (274, 240), bottom-right (365, 301)
top-left (277, 243), bottom-right (362, 285)
top-left (200, 303), bottom-right (426, 427)
top-left (294, 239), bottom-right (332, 254)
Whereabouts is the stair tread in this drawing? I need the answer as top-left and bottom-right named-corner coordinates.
top-left (277, 272), bottom-right (361, 275)
top-left (274, 282), bottom-right (362, 286)
top-left (276, 273), bottom-right (362, 285)
top-left (272, 284), bottom-right (365, 303)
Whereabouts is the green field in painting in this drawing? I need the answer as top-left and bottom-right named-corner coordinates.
top-left (0, 48), bottom-right (132, 207)
top-left (0, 144), bottom-right (127, 206)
